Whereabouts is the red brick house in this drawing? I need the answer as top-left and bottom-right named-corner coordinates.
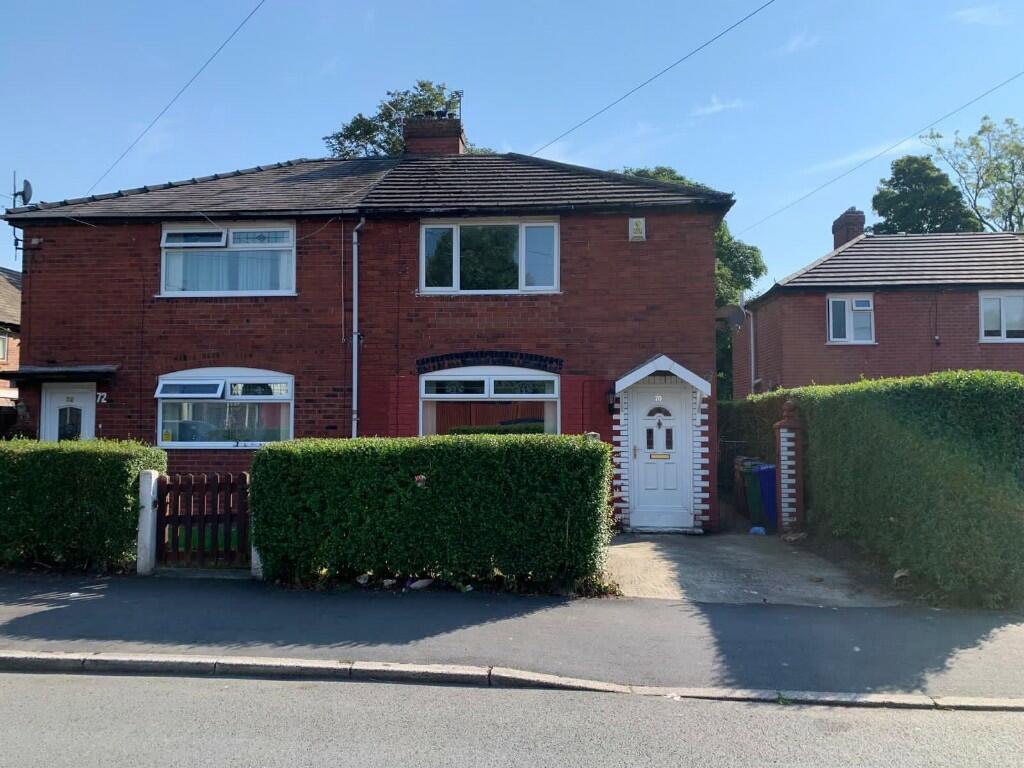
top-left (2, 115), bottom-right (732, 531)
top-left (732, 207), bottom-right (1024, 398)
top-left (0, 266), bottom-right (21, 434)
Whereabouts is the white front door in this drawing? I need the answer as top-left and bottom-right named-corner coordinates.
top-left (41, 383), bottom-right (96, 441)
top-left (630, 384), bottom-right (692, 529)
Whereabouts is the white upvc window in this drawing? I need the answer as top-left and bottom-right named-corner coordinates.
top-left (155, 367), bottom-right (293, 449)
top-left (0, 332), bottom-right (7, 362)
top-left (827, 293), bottom-right (875, 344)
top-left (419, 366), bottom-right (560, 436)
top-left (419, 219), bottom-right (559, 294)
top-left (979, 290), bottom-right (1024, 342)
top-left (160, 222), bottom-right (296, 297)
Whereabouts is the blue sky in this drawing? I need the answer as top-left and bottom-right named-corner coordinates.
top-left (1, 0), bottom-right (1020, 292)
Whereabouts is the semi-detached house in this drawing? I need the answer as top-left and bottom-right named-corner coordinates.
top-left (3, 115), bottom-right (733, 531)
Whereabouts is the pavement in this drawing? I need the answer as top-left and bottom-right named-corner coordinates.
top-left (2, 673), bottom-right (1021, 767)
top-left (1, 567), bottom-right (1022, 697)
top-left (606, 532), bottom-right (899, 606)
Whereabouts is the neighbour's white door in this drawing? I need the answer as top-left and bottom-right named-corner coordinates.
top-left (41, 383), bottom-right (96, 441)
top-left (629, 385), bottom-right (692, 529)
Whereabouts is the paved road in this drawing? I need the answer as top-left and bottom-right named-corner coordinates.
top-left (1, 673), bottom-right (1020, 767)
top-left (1, 573), bottom-right (1023, 696)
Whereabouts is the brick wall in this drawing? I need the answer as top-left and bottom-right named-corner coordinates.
top-left (18, 208), bottom-right (719, 486)
top-left (733, 287), bottom-right (1024, 397)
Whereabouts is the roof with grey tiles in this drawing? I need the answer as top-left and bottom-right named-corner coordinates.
top-left (0, 267), bottom-right (21, 328)
top-left (2, 154), bottom-right (731, 221)
top-left (777, 232), bottom-right (1024, 289)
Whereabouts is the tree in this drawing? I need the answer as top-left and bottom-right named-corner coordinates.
top-left (323, 80), bottom-right (492, 158)
top-left (621, 166), bottom-right (766, 398)
top-left (925, 116), bottom-right (1024, 232)
top-left (869, 156), bottom-right (981, 234)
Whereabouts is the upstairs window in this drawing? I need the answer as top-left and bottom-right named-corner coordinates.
top-left (420, 220), bottom-right (558, 294)
top-left (161, 223), bottom-right (295, 296)
top-left (0, 332), bottom-right (7, 362)
top-left (980, 290), bottom-right (1024, 342)
top-left (155, 367), bottom-right (293, 448)
top-left (828, 294), bottom-right (874, 343)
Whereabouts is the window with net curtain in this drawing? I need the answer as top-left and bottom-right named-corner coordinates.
top-left (981, 291), bottom-right (1024, 341)
top-left (162, 226), bottom-right (295, 294)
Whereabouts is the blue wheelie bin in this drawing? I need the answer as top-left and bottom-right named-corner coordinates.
top-left (756, 464), bottom-right (777, 532)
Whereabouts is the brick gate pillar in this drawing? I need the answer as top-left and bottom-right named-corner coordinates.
top-left (774, 400), bottom-right (805, 533)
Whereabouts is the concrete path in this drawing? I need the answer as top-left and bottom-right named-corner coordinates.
top-left (1, 572), bottom-right (1022, 697)
top-left (4, 673), bottom-right (1022, 768)
top-left (606, 533), bottom-right (898, 607)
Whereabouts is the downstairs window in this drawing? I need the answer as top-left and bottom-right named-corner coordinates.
top-left (155, 367), bottom-right (293, 448)
top-left (980, 291), bottom-right (1024, 341)
top-left (420, 366), bottom-right (559, 436)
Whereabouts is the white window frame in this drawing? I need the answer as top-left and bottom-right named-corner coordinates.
top-left (155, 366), bottom-right (294, 449)
top-left (419, 365), bottom-right (560, 435)
top-left (979, 289), bottom-right (1024, 343)
top-left (419, 218), bottom-right (559, 295)
top-left (827, 293), bottom-right (875, 344)
top-left (159, 221), bottom-right (296, 298)
top-left (0, 331), bottom-right (7, 362)
top-left (154, 380), bottom-right (225, 399)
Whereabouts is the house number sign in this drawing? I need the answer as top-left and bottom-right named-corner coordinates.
top-left (96, 392), bottom-right (108, 404)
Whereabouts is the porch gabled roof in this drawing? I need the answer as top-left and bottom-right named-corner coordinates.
top-left (614, 354), bottom-right (711, 396)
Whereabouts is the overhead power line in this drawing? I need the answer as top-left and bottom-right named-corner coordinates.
top-left (738, 67), bottom-right (1024, 235)
top-left (529, 0), bottom-right (778, 156)
top-left (86, 0), bottom-right (267, 195)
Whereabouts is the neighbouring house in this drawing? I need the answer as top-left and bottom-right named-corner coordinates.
top-left (0, 266), bottom-right (21, 436)
top-left (732, 207), bottom-right (1024, 398)
top-left (2, 114), bottom-right (733, 531)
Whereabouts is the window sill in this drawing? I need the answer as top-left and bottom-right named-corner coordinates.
top-left (825, 341), bottom-right (877, 346)
top-left (979, 338), bottom-right (1024, 344)
top-left (417, 290), bottom-right (561, 297)
top-left (159, 443), bottom-right (274, 450)
top-left (155, 292), bottom-right (298, 299)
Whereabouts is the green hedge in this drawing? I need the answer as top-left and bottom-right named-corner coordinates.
top-left (0, 439), bottom-right (167, 569)
top-left (721, 371), bottom-right (1024, 607)
top-left (251, 435), bottom-right (613, 587)
top-left (447, 424), bottom-right (544, 435)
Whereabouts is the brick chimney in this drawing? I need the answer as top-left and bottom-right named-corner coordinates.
top-left (402, 114), bottom-right (466, 156)
top-left (831, 207), bottom-right (865, 249)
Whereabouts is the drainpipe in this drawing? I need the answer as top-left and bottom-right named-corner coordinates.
top-left (351, 217), bottom-right (365, 438)
top-left (740, 292), bottom-right (756, 395)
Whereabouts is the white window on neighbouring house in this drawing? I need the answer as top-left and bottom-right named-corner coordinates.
top-left (979, 290), bottom-right (1024, 342)
top-left (0, 332), bottom-right (7, 361)
top-left (827, 294), bottom-right (874, 343)
top-left (161, 223), bottom-right (295, 296)
top-left (420, 220), bottom-right (558, 294)
top-left (155, 367), bottom-right (293, 448)
top-left (419, 366), bottom-right (559, 436)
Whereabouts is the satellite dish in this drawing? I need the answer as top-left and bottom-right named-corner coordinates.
top-left (715, 304), bottom-right (746, 330)
top-left (21, 180), bottom-right (32, 205)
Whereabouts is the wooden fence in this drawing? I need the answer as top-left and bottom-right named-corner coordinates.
top-left (156, 473), bottom-right (251, 567)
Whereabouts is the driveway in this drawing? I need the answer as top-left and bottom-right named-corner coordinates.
top-left (606, 533), bottom-right (900, 607)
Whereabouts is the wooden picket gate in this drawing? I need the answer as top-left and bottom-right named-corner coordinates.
top-left (156, 473), bottom-right (251, 567)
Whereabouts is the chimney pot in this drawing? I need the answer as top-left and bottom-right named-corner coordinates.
top-left (832, 206), bottom-right (865, 249)
top-left (402, 114), bottom-right (467, 156)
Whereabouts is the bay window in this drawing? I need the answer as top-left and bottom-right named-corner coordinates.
top-left (155, 368), bottom-right (293, 448)
top-left (980, 290), bottom-right (1024, 341)
top-left (161, 223), bottom-right (295, 296)
top-left (420, 366), bottom-right (559, 436)
top-left (420, 220), bottom-right (558, 294)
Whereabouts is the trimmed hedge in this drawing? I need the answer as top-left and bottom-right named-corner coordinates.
top-left (720, 371), bottom-right (1024, 607)
top-left (251, 435), bottom-right (613, 587)
top-left (447, 424), bottom-right (544, 435)
top-left (0, 439), bottom-right (167, 569)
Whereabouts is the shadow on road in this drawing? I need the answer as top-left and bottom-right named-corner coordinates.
top-left (0, 573), bottom-right (563, 653)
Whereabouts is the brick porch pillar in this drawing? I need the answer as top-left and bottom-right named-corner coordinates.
top-left (774, 400), bottom-right (805, 533)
